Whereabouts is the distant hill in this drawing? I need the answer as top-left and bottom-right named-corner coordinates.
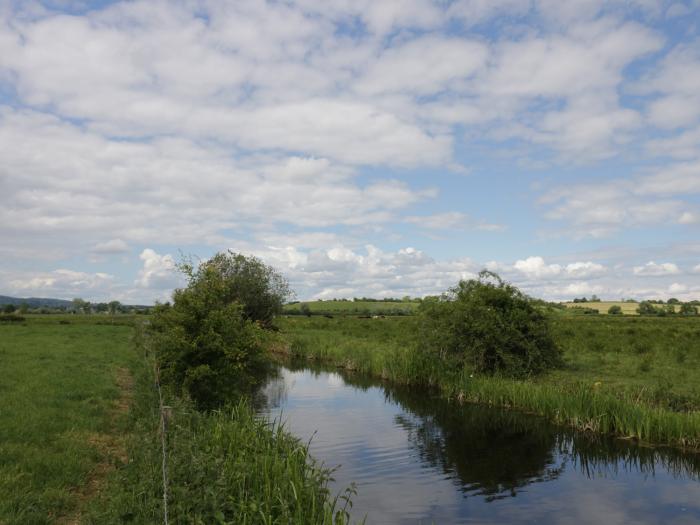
top-left (0, 295), bottom-right (74, 308)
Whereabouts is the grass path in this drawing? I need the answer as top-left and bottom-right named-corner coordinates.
top-left (57, 367), bottom-right (134, 525)
top-left (0, 318), bottom-right (136, 524)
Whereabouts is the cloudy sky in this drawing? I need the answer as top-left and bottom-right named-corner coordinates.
top-left (2, 0), bottom-right (700, 304)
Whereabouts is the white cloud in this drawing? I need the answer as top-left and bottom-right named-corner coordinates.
top-left (355, 36), bottom-right (487, 96)
top-left (136, 249), bottom-right (178, 289)
top-left (564, 261), bottom-right (607, 278)
top-left (5, 269), bottom-right (114, 299)
top-left (404, 212), bottom-right (505, 231)
top-left (632, 261), bottom-right (680, 276)
top-left (668, 282), bottom-right (688, 294)
top-left (540, 160), bottom-right (700, 236)
top-left (514, 256), bottom-right (563, 279)
top-left (513, 256), bottom-right (606, 279)
top-left (640, 40), bottom-right (700, 130)
top-left (92, 238), bottom-right (129, 254)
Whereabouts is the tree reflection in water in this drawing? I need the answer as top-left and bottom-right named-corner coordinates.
top-left (259, 360), bottom-right (700, 503)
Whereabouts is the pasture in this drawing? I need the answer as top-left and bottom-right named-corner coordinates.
top-left (0, 315), bottom-right (136, 524)
top-left (283, 299), bottom-right (420, 316)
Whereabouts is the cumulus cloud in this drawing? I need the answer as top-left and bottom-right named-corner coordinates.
top-left (632, 261), bottom-right (681, 276)
top-left (513, 256), bottom-right (606, 279)
top-left (4, 269), bottom-right (114, 299)
top-left (92, 239), bottom-right (129, 254)
top-left (0, 1), bottom-right (699, 304)
top-left (540, 160), bottom-right (700, 237)
top-left (135, 249), bottom-right (178, 289)
top-left (404, 212), bottom-right (505, 231)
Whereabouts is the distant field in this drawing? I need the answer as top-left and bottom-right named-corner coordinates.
top-left (0, 315), bottom-right (136, 524)
top-left (284, 300), bottom-right (421, 316)
top-left (563, 301), bottom-right (646, 315)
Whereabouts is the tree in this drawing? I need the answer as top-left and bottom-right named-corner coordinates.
top-left (181, 251), bottom-right (292, 327)
top-left (72, 298), bottom-right (86, 313)
top-left (607, 305), bottom-right (622, 315)
top-left (680, 303), bottom-right (698, 316)
top-left (3, 304), bottom-right (16, 314)
top-left (668, 297), bottom-right (680, 304)
top-left (150, 251), bottom-right (291, 408)
top-left (300, 303), bottom-right (312, 317)
top-left (108, 300), bottom-right (121, 316)
top-left (418, 271), bottom-right (562, 377)
top-left (637, 301), bottom-right (658, 315)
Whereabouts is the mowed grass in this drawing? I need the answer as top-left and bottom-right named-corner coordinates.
top-left (277, 315), bottom-right (700, 449)
top-left (0, 316), bottom-right (137, 524)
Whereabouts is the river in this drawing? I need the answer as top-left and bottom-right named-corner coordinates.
top-left (257, 364), bottom-right (700, 524)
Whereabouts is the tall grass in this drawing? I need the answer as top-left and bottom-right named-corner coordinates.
top-left (89, 325), bottom-right (356, 524)
top-left (278, 316), bottom-right (700, 451)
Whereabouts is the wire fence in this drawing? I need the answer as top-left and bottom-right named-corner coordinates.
top-left (153, 362), bottom-right (171, 525)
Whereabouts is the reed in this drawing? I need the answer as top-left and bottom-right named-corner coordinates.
top-left (88, 326), bottom-right (356, 524)
top-left (278, 316), bottom-right (700, 451)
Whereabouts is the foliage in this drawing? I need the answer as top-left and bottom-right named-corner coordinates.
top-left (607, 305), bottom-right (623, 315)
top-left (89, 327), bottom-right (353, 525)
top-left (680, 304), bottom-right (698, 316)
top-left (150, 259), bottom-right (269, 409)
top-left (0, 313), bottom-right (25, 322)
top-left (418, 271), bottom-right (562, 377)
top-left (181, 251), bottom-right (292, 327)
top-left (637, 301), bottom-right (659, 315)
top-left (3, 303), bottom-right (16, 314)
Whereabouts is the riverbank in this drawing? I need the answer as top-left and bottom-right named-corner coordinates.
top-left (88, 324), bottom-right (355, 524)
top-left (277, 315), bottom-right (700, 451)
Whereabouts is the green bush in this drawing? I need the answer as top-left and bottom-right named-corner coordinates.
top-left (607, 305), bottom-right (622, 315)
top-left (0, 314), bottom-right (25, 322)
top-left (185, 251), bottom-right (292, 327)
top-left (150, 260), bottom-right (269, 409)
top-left (637, 301), bottom-right (659, 315)
top-left (680, 304), bottom-right (698, 316)
top-left (418, 271), bottom-right (562, 377)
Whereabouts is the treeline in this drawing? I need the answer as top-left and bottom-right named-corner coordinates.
top-left (1, 300), bottom-right (152, 315)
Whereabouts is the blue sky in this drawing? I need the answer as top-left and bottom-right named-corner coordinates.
top-left (1, 0), bottom-right (700, 303)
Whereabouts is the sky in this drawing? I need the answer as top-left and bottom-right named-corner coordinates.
top-left (1, 0), bottom-right (700, 304)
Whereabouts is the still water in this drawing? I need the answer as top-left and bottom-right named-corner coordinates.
top-left (257, 364), bottom-right (700, 525)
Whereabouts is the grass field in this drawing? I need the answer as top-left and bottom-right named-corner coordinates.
top-left (1, 316), bottom-right (354, 524)
top-left (277, 315), bottom-right (700, 450)
top-left (0, 315), bottom-right (137, 524)
top-left (283, 300), bottom-right (420, 316)
top-left (562, 301), bottom-right (681, 315)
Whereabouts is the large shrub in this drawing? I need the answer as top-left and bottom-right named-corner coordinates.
top-left (607, 305), bottom-right (622, 315)
top-left (418, 271), bottom-right (562, 377)
top-left (184, 251), bottom-right (292, 327)
top-left (150, 256), bottom-right (274, 409)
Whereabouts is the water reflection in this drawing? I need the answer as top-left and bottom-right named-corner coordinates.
top-left (256, 362), bottom-right (700, 524)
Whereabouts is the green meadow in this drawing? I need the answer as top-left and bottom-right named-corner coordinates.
top-left (283, 299), bottom-right (420, 316)
top-left (277, 314), bottom-right (700, 450)
top-left (3, 308), bottom-right (700, 523)
top-left (0, 315), bottom-right (136, 524)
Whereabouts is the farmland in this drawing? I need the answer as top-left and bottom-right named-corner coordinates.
top-left (283, 299), bottom-right (420, 316)
top-left (0, 315), bottom-right (137, 524)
